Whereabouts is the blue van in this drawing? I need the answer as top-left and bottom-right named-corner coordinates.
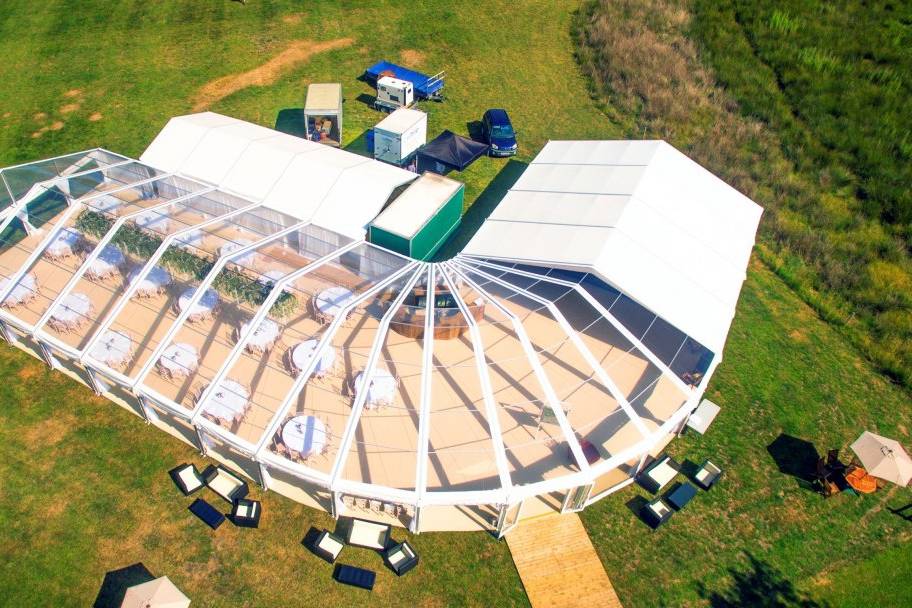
top-left (481, 109), bottom-right (518, 157)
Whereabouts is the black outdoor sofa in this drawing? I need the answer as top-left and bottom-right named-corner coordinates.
top-left (333, 564), bottom-right (376, 591)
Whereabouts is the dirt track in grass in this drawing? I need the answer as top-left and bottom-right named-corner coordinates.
top-left (191, 38), bottom-right (354, 111)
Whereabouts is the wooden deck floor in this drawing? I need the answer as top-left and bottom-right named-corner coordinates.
top-left (506, 512), bottom-right (623, 608)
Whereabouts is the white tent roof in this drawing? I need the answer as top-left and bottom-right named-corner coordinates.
top-left (140, 112), bottom-right (416, 239)
top-left (464, 140), bottom-right (763, 352)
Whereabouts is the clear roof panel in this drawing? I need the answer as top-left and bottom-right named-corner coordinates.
top-left (0, 172), bottom-right (186, 329)
top-left (267, 269), bottom-right (418, 481)
top-left (453, 265), bottom-right (580, 483)
top-left (0, 149), bottom-right (127, 211)
top-left (424, 267), bottom-right (501, 493)
top-left (177, 228), bottom-right (367, 445)
top-left (88, 192), bottom-right (266, 380)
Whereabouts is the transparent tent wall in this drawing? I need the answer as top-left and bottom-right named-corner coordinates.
top-left (143, 399), bottom-right (202, 450)
top-left (262, 462), bottom-right (333, 512)
top-left (417, 503), bottom-right (499, 533)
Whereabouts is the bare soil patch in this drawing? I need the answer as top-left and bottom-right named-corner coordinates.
top-left (49, 121), bottom-right (64, 131)
top-left (59, 103), bottom-right (80, 114)
top-left (281, 13), bottom-right (302, 25)
top-left (33, 112), bottom-right (47, 121)
top-left (192, 37), bottom-right (353, 111)
top-left (88, 112), bottom-right (103, 122)
top-left (23, 415), bottom-right (73, 446)
top-left (400, 49), bottom-right (426, 68)
top-left (63, 89), bottom-right (82, 98)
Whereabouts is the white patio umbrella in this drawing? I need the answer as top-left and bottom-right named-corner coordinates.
top-left (121, 576), bottom-right (190, 608)
top-left (850, 431), bottom-right (912, 486)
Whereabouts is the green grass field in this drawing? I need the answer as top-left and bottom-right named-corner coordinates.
top-left (0, 1), bottom-right (909, 606)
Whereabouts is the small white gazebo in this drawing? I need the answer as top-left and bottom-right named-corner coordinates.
top-left (121, 576), bottom-right (190, 608)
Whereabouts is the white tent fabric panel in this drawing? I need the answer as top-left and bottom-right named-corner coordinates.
top-left (531, 139), bottom-right (661, 166)
top-left (177, 121), bottom-right (277, 185)
top-left (220, 134), bottom-right (323, 201)
top-left (140, 112), bottom-right (416, 237)
top-left (489, 190), bottom-right (630, 228)
top-left (635, 143), bottom-right (763, 273)
top-left (511, 163), bottom-right (647, 196)
top-left (139, 112), bottom-right (237, 173)
top-left (313, 160), bottom-right (418, 239)
top-left (465, 139), bottom-right (762, 353)
top-left (468, 221), bottom-right (610, 268)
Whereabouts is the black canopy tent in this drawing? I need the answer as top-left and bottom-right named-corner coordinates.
top-left (417, 130), bottom-right (489, 173)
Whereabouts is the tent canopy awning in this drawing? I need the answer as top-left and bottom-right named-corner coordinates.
top-left (464, 140), bottom-right (763, 353)
top-left (140, 112), bottom-right (417, 239)
top-left (417, 130), bottom-right (488, 171)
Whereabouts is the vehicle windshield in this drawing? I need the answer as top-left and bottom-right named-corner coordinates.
top-left (492, 124), bottom-right (514, 138)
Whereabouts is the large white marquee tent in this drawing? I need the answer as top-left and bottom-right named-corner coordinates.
top-left (0, 115), bottom-right (761, 535)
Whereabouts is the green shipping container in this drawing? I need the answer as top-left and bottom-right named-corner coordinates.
top-left (369, 172), bottom-right (464, 261)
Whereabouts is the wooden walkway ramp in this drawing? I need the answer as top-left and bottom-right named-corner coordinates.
top-left (506, 513), bottom-right (623, 608)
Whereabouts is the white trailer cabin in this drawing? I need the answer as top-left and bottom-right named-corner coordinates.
top-left (304, 83), bottom-right (342, 147)
top-left (373, 108), bottom-right (427, 167)
top-left (375, 76), bottom-right (414, 112)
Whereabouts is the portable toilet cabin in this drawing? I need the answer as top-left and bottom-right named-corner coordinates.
top-left (304, 83), bottom-right (342, 147)
top-left (369, 172), bottom-right (464, 261)
top-left (373, 108), bottom-right (427, 167)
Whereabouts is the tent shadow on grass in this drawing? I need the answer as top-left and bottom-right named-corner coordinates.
top-left (92, 562), bottom-right (156, 608)
top-left (696, 552), bottom-right (827, 607)
top-left (432, 159), bottom-right (527, 261)
top-left (767, 433), bottom-right (820, 490)
top-left (274, 108), bottom-right (306, 139)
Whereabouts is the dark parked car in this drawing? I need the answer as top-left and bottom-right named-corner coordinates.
top-left (481, 109), bottom-right (517, 157)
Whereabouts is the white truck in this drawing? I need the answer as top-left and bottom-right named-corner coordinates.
top-left (374, 76), bottom-right (415, 112)
top-left (372, 108), bottom-right (427, 167)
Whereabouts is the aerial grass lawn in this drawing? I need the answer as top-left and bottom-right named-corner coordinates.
top-left (0, 1), bottom-right (909, 606)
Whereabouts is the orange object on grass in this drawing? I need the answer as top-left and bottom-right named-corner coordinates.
top-left (845, 466), bottom-right (877, 494)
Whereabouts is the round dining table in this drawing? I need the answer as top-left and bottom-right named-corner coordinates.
top-left (220, 239), bottom-right (256, 267)
top-left (200, 378), bottom-right (249, 423)
top-left (240, 318), bottom-right (280, 353)
top-left (353, 368), bottom-right (397, 408)
top-left (175, 228), bottom-right (204, 251)
top-left (89, 329), bottom-right (132, 367)
top-left (314, 287), bottom-right (354, 322)
top-left (177, 287), bottom-right (219, 322)
top-left (133, 209), bottom-right (171, 232)
top-left (128, 265), bottom-right (172, 297)
top-left (86, 244), bottom-right (125, 280)
top-left (45, 229), bottom-right (81, 259)
top-left (290, 339), bottom-right (336, 377)
top-left (281, 415), bottom-right (327, 459)
top-left (0, 272), bottom-right (38, 307)
top-left (156, 342), bottom-right (199, 379)
top-left (48, 292), bottom-right (92, 331)
top-left (90, 194), bottom-right (122, 214)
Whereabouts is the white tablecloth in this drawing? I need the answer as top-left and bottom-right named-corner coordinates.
top-left (220, 239), bottom-right (256, 266)
top-left (291, 339), bottom-right (336, 376)
top-left (354, 368), bottom-right (397, 408)
top-left (49, 292), bottom-right (92, 329)
top-left (86, 244), bottom-right (125, 279)
top-left (314, 287), bottom-right (354, 320)
top-left (46, 229), bottom-right (81, 258)
top-left (178, 287), bottom-right (219, 321)
top-left (89, 329), bottom-right (132, 367)
top-left (128, 265), bottom-right (171, 297)
top-left (0, 272), bottom-right (37, 306)
top-left (133, 209), bottom-right (170, 232)
top-left (240, 318), bottom-right (280, 352)
top-left (200, 378), bottom-right (249, 422)
top-left (157, 342), bottom-right (199, 378)
top-left (90, 194), bottom-right (121, 214)
top-left (282, 415), bottom-right (327, 458)
top-left (175, 228), bottom-right (204, 251)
